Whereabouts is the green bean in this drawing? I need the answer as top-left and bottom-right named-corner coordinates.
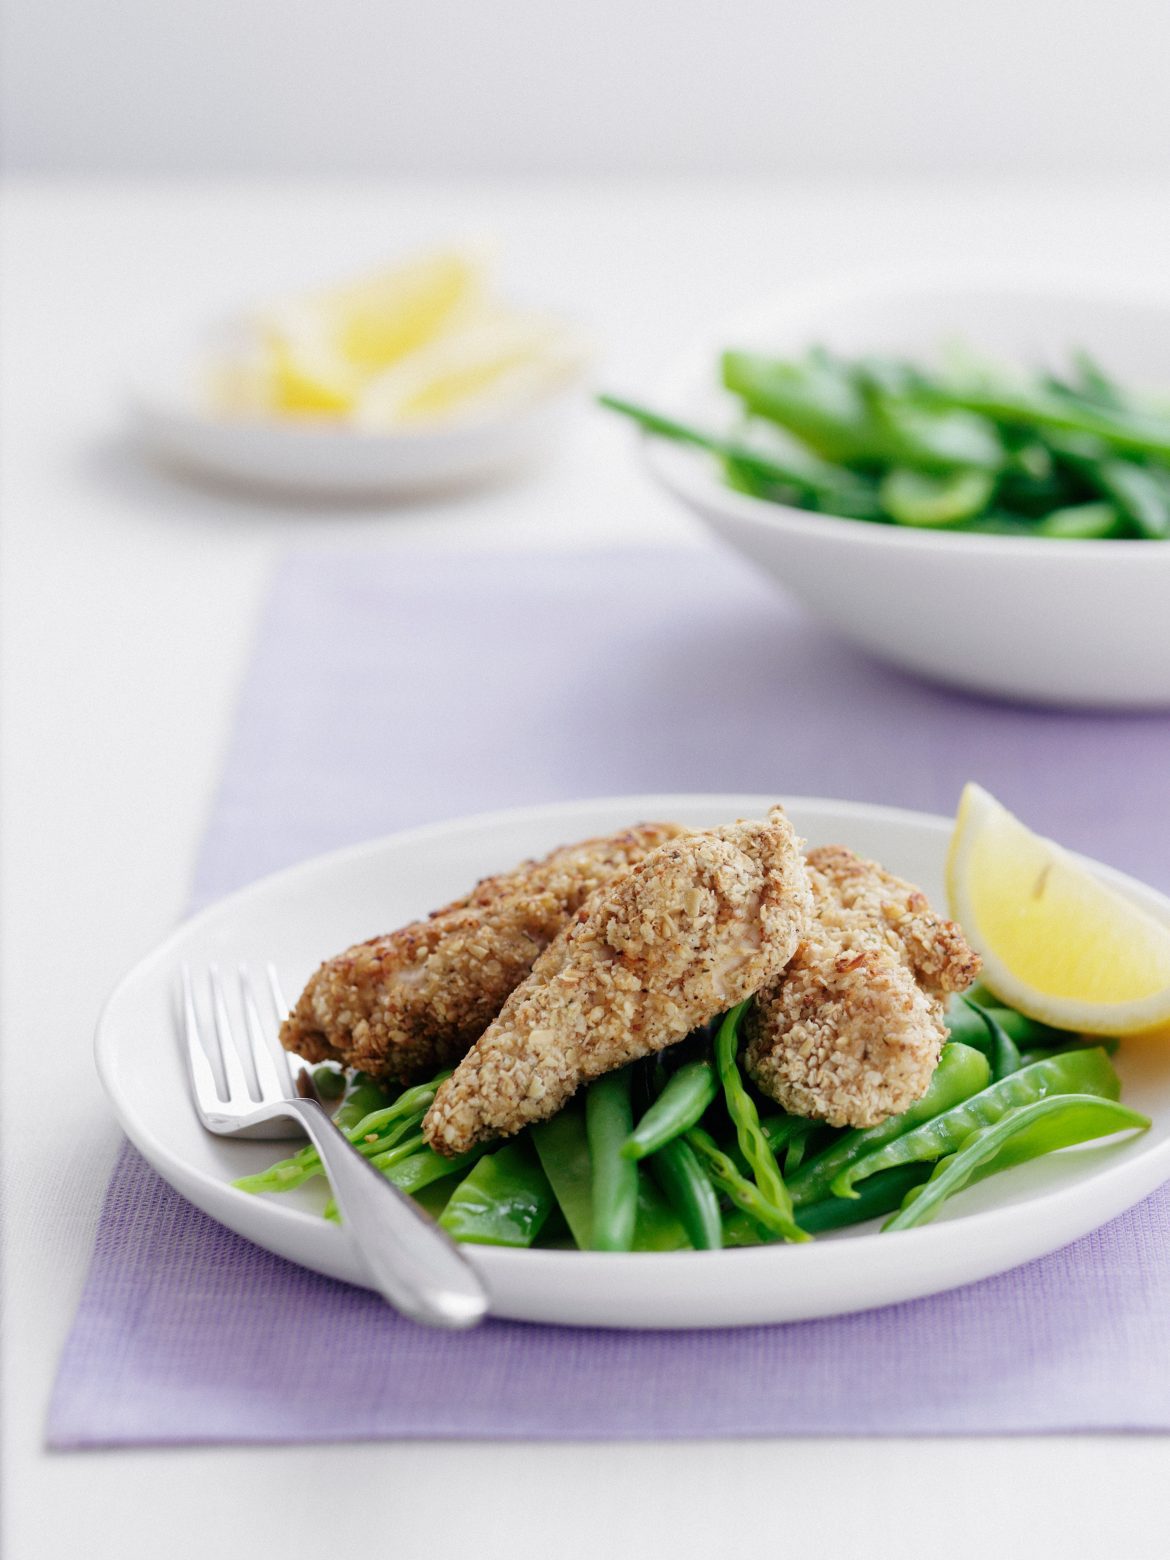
top-left (622, 1058), bottom-right (719, 1160)
top-left (714, 1002), bottom-right (800, 1236)
top-left (798, 1165), bottom-right (934, 1233)
top-left (977, 1006), bottom-right (1067, 1048)
top-left (917, 381), bottom-right (1170, 461)
top-left (788, 1041), bottom-right (990, 1207)
top-left (586, 1067), bottom-right (639, 1251)
top-left (438, 1140), bottom-right (555, 1248)
top-left (598, 394), bottom-right (882, 515)
top-left (648, 1138), bottom-right (722, 1250)
top-left (685, 1127), bottom-right (809, 1243)
top-left (830, 1046), bottom-right (1120, 1199)
top-left (884, 1095), bottom-right (1150, 1231)
top-left (724, 1164), bottom-right (932, 1243)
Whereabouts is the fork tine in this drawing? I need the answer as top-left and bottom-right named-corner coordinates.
top-left (209, 963), bottom-right (257, 1105)
top-left (266, 963), bottom-right (290, 1023)
top-left (239, 963), bottom-right (293, 1101)
top-left (181, 962), bottom-right (224, 1111)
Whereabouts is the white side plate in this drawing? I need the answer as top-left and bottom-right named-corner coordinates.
top-left (96, 795), bottom-right (1170, 1328)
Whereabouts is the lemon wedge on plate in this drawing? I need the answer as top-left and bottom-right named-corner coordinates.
top-left (245, 250), bottom-right (485, 419)
top-left (947, 782), bottom-right (1170, 1036)
top-left (353, 313), bottom-right (584, 429)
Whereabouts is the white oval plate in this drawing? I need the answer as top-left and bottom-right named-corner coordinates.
top-left (96, 795), bottom-right (1170, 1328)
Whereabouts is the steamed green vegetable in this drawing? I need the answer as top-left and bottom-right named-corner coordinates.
top-left (623, 1057), bottom-right (719, 1160)
top-left (830, 1048), bottom-right (1121, 1199)
top-left (601, 347), bottom-right (1170, 539)
top-left (787, 1042), bottom-right (991, 1207)
top-left (586, 1067), bottom-right (640, 1251)
top-left (242, 992), bottom-right (1138, 1252)
top-left (883, 1095), bottom-right (1149, 1231)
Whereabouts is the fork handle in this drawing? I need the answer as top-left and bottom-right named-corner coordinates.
top-left (287, 1098), bottom-right (490, 1328)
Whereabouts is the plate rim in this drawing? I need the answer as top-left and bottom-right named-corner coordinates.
top-left (94, 791), bottom-right (1170, 1323)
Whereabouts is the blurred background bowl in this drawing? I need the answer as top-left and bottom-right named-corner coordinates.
top-left (644, 276), bottom-right (1170, 708)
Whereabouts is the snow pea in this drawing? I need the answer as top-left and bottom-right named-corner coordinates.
top-left (787, 1041), bottom-right (990, 1208)
top-left (1091, 462), bottom-right (1170, 539)
top-left (310, 1064), bottom-right (347, 1100)
top-left (878, 466), bottom-right (996, 527)
top-left (831, 1046), bottom-right (1120, 1199)
top-left (322, 1141), bottom-right (484, 1222)
top-left (532, 1105), bottom-right (595, 1248)
top-left (438, 1140), bottom-right (555, 1248)
top-left (724, 351), bottom-right (1004, 471)
top-left (953, 994), bottom-right (1022, 1080)
top-left (721, 350), bottom-right (878, 464)
top-left (586, 1067), bottom-right (640, 1251)
top-left (1039, 501), bottom-right (1126, 539)
top-left (333, 1071), bottom-right (394, 1130)
top-left (622, 1058), bottom-right (719, 1161)
top-left (534, 1104), bottom-right (691, 1251)
top-left (714, 1002), bottom-right (798, 1232)
top-left (884, 1095), bottom-right (1150, 1231)
top-left (648, 1137), bottom-right (722, 1250)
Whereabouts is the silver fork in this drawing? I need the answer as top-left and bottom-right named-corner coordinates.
top-left (180, 962), bottom-right (489, 1329)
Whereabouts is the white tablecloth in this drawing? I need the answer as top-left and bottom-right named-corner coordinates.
top-left (3, 178), bottom-right (1169, 1560)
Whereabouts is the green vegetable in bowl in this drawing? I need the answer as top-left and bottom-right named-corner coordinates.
top-left (601, 346), bottom-right (1170, 538)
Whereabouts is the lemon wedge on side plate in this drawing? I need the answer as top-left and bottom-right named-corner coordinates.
top-left (353, 314), bottom-right (586, 430)
top-left (947, 782), bottom-right (1170, 1036)
top-left (242, 251), bottom-right (486, 419)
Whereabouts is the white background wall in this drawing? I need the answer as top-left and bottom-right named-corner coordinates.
top-left (4, 0), bottom-right (1170, 179)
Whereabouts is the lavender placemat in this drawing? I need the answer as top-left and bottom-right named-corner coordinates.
top-left (49, 547), bottom-right (1170, 1447)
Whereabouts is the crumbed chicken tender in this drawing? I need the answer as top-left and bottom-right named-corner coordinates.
top-left (745, 844), bottom-right (981, 1129)
top-left (423, 808), bottom-right (813, 1155)
top-left (280, 822), bottom-right (685, 1082)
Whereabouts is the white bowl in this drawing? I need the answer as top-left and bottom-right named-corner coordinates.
top-left (642, 277), bottom-right (1170, 708)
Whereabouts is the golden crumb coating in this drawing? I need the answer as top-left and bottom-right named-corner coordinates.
top-left (745, 844), bottom-right (981, 1129)
top-left (423, 807), bottom-right (814, 1155)
top-left (280, 822), bottom-right (685, 1082)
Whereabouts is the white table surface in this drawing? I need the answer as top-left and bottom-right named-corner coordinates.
top-left (3, 178), bottom-right (1169, 1560)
